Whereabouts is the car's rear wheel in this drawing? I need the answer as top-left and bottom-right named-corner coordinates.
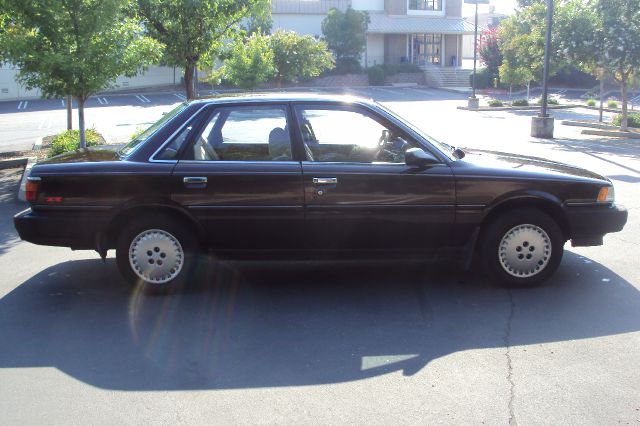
top-left (480, 208), bottom-right (564, 287)
top-left (116, 216), bottom-right (198, 293)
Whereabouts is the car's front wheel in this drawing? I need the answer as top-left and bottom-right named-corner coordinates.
top-left (116, 216), bottom-right (198, 293)
top-left (480, 208), bottom-right (565, 287)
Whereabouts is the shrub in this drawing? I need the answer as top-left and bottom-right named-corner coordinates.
top-left (607, 100), bottom-right (618, 109)
top-left (48, 129), bottom-right (101, 157)
top-left (470, 68), bottom-right (492, 89)
top-left (382, 63), bottom-right (421, 75)
top-left (512, 99), bottom-right (529, 106)
top-left (130, 127), bottom-right (146, 140)
top-left (613, 113), bottom-right (640, 128)
top-left (367, 65), bottom-right (385, 86)
top-left (548, 98), bottom-right (559, 105)
top-left (333, 58), bottom-right (362, 75)
top-left (488, 99), bottom-right (504, 107)
top-left (586, 99), bottom-right (596, 107)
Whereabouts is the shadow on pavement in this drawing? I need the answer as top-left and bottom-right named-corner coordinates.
top-left (0, 251), bottom-right (638, 391)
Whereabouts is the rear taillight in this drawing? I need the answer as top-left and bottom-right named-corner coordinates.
top-left (25, 177), bottom-right (41, 202)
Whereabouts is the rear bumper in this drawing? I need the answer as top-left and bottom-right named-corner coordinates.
top-left (565, 203), bottom-right (628, 246)
top-left (14, 208), bottom-right (111, 250)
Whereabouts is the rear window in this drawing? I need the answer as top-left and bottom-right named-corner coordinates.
top-left (118, 102), bottom-right (188, 157)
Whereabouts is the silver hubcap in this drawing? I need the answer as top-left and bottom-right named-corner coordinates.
top-left (129, 229), bottom-right (184, 284)
top-left (498, 224), bottom-right (552, 278)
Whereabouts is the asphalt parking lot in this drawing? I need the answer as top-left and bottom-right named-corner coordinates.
top-left (0, 88), bottom-right (639, 424)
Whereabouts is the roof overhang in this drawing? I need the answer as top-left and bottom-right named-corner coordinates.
top-left (367, 14), bottom-right (476, 35)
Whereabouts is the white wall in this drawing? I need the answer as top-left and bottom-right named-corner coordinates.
top-left (0, 65), bottom-right (41, 100)
top-left (366, 34), bottom-right (385, 67)
top-left (0, 65), bottom-right (177, 101)
top-left (352, 0), bottom-right (384, 11)
top-left (272, 14), bottom-right (325, 37)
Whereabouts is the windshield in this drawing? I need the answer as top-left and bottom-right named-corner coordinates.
top-left (374, 102), bottom-right (456, 160)
top-left (118, 102), bottom-right (188, 157)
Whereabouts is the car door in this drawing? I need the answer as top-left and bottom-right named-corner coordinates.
top-left (293, 103), bottom-right (456, 253)
top-left (165, 103), bottom-right (304, 251)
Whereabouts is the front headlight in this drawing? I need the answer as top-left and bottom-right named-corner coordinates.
top-left (597, 185), bottom-right (615, 203)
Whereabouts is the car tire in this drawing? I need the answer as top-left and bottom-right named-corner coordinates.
top-left (480, 208), bottom-right (564, 287)
top-left (116, 215), bottom-right (199, 293)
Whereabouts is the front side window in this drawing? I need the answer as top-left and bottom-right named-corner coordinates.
top-left (180, 105), bottom-right (292, 162)
top-left (295, 106), bottom-right (416, 164)
top-left (409, 0), bottom-right (443, 11)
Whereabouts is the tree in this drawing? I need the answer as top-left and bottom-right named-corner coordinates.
top-left (136, 0), bottom-right (269, 100)
top-left (597, 0), bottom-right (640, 131)
top-left (223, 33), bottom-right (274, 90)
top-left (321, 7), bottom-right (369, 72)
top-left (479, 28), bottom-right (503, 84)
top-left (244, 0), bottom-right (273, 35)
top-left (269, 31), bottom-right (333, 87)
top-left (0, 0), bottom-right (162, 148)
top-left (498, 2), bottom-right (563, 95)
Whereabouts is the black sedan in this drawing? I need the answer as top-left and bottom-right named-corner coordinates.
top-left (14, 94), bottom-right (627, 291)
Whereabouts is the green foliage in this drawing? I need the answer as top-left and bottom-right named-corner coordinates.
top-left (586, 99), bottom-right (596, 107)
top-left (130, 127), bottom-right (147, 140)
top-left (498, 2), bottom-right (563, 86)
top-left (479, 28), bottom-right (503, 83)
top-left (613, 113), bottom-right (640, 128)
top-left (607, 100), bottom-right (618, 109)
top-left (537, 97), bottom-right (559, 105)
top-left (331, 58), bottom-right (362, 75)
top-left (223, 33), bottom-right (274, 89)
top-left (321, 7), bottom-right (369, 64)
top-left (136, 0), bottom-right (269, 99)
top-left (472, 68), bottom-right (492, 89)
top-left (1, 0), bottom-right (163, 148)
top-left (243, 0), bottom-right (272, 35)
top-left (512, 99), bottom-right (529, 106)
top-left (48, 129), bottom-right (101, 157)
top-left (488, 99), bottom-right (504, 107)
top-left (367, 66), bottom-right (385, 86)
top-left (269, 30), bottom-right (333, 86)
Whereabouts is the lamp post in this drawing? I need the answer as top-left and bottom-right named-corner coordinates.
top-left (465, 0), bottom-right (489, 109)
top-left (531, 0), bottom-right (555, 138)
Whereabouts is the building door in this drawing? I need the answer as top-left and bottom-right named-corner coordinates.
top-left (410, 34), bottom-right (442, 66)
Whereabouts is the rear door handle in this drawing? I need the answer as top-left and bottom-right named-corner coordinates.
top-left (312, 177), bottom-right (338, 185)
top-left (183, 176), bottom-right (207, 187)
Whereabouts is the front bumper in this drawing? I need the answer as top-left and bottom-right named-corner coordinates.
top-left (14, 208), bottom-right (111, 250)
top-left (565, 203), bottom-right (628, 246)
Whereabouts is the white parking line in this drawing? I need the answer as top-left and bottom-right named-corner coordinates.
top-left (173, 93), bottom-right (187, 101)
top-left (95, 96), bottom-right (109, 105)
top-left (17, 101), bottom-right (28, 110)
top-left (135, 94), bottom-right (151, 103)
top-left (61, 99), bottom-right (65, 107)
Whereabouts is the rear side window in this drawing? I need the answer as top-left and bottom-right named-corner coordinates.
top-left (182, 105), bottom-right (292, 161)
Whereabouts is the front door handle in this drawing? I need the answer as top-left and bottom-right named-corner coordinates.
top-left (312, 177), bottom-right (338, 185)
top-left (183, 176), bottom-right (207, 188)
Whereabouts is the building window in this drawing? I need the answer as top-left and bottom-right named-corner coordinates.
top-left (410, 34), bottom-right (442, 65)
top-left (409, 0), bottom-right (443, 11)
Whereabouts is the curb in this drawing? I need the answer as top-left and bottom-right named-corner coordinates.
top-left (581, 129), bottom-right (640, 139)
top-left (0, 157), bottom-right (28, 170)
top-left (561, 120), bottom-right (617, 130)
top-left (457, 104), bottom-right (578, 112)
top-left (17, 157), bottom-right (38, 202)
top-left (33, 137), bottom-right (43, 151)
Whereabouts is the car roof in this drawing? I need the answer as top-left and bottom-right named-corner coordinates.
top-left (190, 92), bottom-right (377, 107)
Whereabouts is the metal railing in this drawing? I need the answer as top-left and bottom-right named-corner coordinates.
top-left (272, 0), bottom-right (352, 14)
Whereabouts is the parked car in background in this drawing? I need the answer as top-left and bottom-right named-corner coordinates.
top-left (14, 94), bottom-right (627, 292)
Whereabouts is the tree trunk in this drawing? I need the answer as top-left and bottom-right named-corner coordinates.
top-left (66, 95), bottom-right (73, 130)
top-left (621, 77), bottom-right (629, 131)
top-left (599, 74), bottom-right (604, 123)
top-left (78, 97), bottom-right (86, 149)
top-left (184, 64), bottom-right (195, 100)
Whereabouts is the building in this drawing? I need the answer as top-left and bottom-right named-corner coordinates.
top-left (272, 0), bottom-right (475, 69)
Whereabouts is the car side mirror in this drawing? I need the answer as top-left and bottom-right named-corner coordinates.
top-left (405, 148), bottom-right (439, 167)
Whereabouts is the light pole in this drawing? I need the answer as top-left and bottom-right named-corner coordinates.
top-left (531, 0), bottom-right (555, 138)
top-left (465, 0), bottom-right (489, 109)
